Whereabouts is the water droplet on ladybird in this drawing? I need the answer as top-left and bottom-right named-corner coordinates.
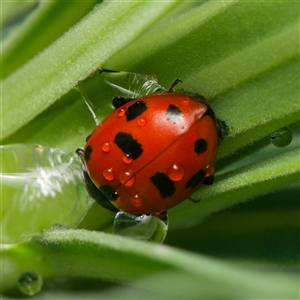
top-left (119, 170), bottom-right (132, 184)
top-left (181, 99), bottom-right (190, 106)
top-left (17, 271), bottom-right (43, 296)
top-left (125, 176), bottom-right (135, 187)
top-left (122, 154), bottom-right (133, 164)
top-left (130, 194), bottom-right (143, 208)
top-left (167, 164), bottom-right (185, 181)
top-left (270, 127), bottom-right (293, 148)
top-left (137, 117), bottom-right (147, 127)
top-left (119, 170), bottom-right (135, 187)
top-left (103, 168), bottom-right (114, 181)
top-left (205, 164), bottom-right (214, 177)
top-left (78, 126), bottom-right (85, 135)
top-left (118, 108), bottom-right (126, 117)
top-left (101, 142), bottom-right (111, 152)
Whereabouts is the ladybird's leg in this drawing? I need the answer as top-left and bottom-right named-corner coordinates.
top-left (168, 79), bottom-right (183, 92)
top-left (188, 174), bottom-right (214, 203)
top-left (157, 211), bottom-right (169, 225)
top-left (203, 174), bottom-right (214, 185)
top-left (189, 197), bottom-right (201, 203)
top-left (215, 118), bottom-right (229, 144)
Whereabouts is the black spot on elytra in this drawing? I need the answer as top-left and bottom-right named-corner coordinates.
top-left (84, 145), bottom-right (93, 161)
top-left (150, 172), bottom-right (176, 198)
top-left (99, 185), bottom-right (117, 202)
top-left (186, 169), bottom-right (206, 189)
top-left (166, 104), bottom-right (182, 121)
top-left (194, 139), bottom-right (208, 154)
top-left (114, 132), bottom-right (143, 159)
top-left (126, 101), bottom-right (148, 121)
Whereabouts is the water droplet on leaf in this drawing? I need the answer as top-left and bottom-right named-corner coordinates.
top-left (0, 144), bottom-right (91, 243)
top-left (113, 212), bottom-right (168, 243)
top-left (17, 271), bottom-right (43, 296)
top-left (270, 127), bottom-right (292, 148)
top-left (77, 126), bottom-right (85, 135)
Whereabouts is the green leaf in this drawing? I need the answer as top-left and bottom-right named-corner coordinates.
top-left (1, 1), bottom-right (299, 298)
top-left (1, 1), bottom-right (180, 140)
top-left (1, 1), bottom-right (100, 79)
top-left (1, 229), bottom-right (298, 298)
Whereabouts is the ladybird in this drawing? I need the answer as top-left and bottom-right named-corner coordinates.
top-left (77, 82), bottom-right (226, 219)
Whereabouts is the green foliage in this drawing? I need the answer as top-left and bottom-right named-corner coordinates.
top-left (1, 1), bottom-right (299, 298)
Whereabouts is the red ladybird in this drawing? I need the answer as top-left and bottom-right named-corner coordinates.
top-left (77, 82), bottom-right (226, 219)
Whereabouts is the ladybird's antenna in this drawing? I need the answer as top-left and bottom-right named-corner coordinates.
top-left (75, 83), bottom-right (99, 125)
top-left (168, 79), bottom-right (183, 92)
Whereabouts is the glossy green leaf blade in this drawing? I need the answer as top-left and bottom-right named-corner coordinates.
top-left (107, 1), bottom-right (300, 159)
top-left (0, 1), bottom-right (38, 28)
top-left (166, 185), bottom-right (299, 265)
top-left (1, 1), bottom-right (180, 140)
top-left (1, 1), bottom-right (100, 79)
top-left (1, 229), bottom-right (298, 298)
top-left (170, 148), bottom-right (300, 227)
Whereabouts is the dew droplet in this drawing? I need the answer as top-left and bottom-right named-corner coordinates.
top-left (78, 126), bottom-right (85, 135)
top-left (119, 170), bottom-right (135, 187)
top-left (17, 271), bottom-right (43, 296)
top-left (130, 194), bottom-right (143, 208)
top-left (137, 117), bottom-right (147, 127)
top-left (113, 211), bottom-right (168, 243)
top-left (103, 168), bottom-right (114, 181)
top-left (205, 164), bottom-right (214, 176)
top-left (270, 127), bottom-right (293, 148)
top-left (167, 164), bottom-right (185, 181)
top-left (181, 98), bottom-right (190, 106)
top-left (122, 154), bottom-right (133, 164)
top-left (125, 176), bottom-right (135, 187)
top-left (119, 170), bottom-right (132, 184)
top-left (118, 108), bottom-right (126, 117)
top-left (101, 142), bottom-right (111, 152)
top-left (50, 223), bottom-right (69, 230)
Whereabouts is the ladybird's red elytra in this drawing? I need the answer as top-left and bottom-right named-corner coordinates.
top-left (77, 90), bottom-right (226, 217)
